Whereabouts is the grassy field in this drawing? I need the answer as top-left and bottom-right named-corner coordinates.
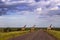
top-left (0, 31), bottom-right (29, 40)
top-left (0, 28), bottom-right (60, 40)
top-left (47, 30), bottom-right (60, 40)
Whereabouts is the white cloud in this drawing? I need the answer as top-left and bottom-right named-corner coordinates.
top-left (1, 0), bottom-right (60, 27)
top-left (57, 3), bottom-right (60, 5)
top-left (2, 0), bottom-right (60, 16)
top-left (25, 0), bottom-right (35, 3)
top-left (36, 8), bottom-right (42, 11)
top-left (4, 1), bottom-right (26, 5)
top-left (53, 0), bottom-right (60, 3)
top-left (0, 10), bottom-right (40, 27)
top-left (34, 8), bottom-right (42, 14)
top-left (50, 6), bottom-right (59, 10)
top-left (3, 0), bottom-right (35, 5)
top-left (2, 0), bottom-right (10, 2)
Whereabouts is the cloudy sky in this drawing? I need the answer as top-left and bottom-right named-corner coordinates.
top-left (0, 0), bottom-right (60, 27)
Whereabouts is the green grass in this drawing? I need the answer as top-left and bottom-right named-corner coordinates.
top-left (47, 30), bottom-right (60, 40)
top-left (0, 31), bottom-right (29, 40)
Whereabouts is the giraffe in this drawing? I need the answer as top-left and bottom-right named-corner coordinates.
top-left (47, 24), bottom-right (52, 30)
top-left (30, 25), bottom-right (36, 32)
top-left (21, 25), bottom-right (26, 31)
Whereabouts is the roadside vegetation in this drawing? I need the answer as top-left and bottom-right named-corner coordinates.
top-left (0, 31), bottom-right (29, 40)
top-left (0, 28), bottom-right (30, 40)
top-left (47, 30), bottom-right (60, 40)
top-left (0, 27), bottom-right (60, 40)
top-left (0, 27), bottom-right (37, 40)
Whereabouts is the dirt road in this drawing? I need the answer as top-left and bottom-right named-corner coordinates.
top-left (9, 29), bottom-right (57, 40)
